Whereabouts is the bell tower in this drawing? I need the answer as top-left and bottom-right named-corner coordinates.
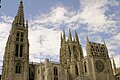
top-left (60, 30), bottom-right (84, 80)
top-left (1, 0), bottom-right (29, 80)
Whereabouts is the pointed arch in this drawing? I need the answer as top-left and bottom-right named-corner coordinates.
top-left (15, 63), bottom-right (21, 74)
top-left (54, 66), bottom-right (58, 76)
top-left (54, 66), bottom-right (58, 80)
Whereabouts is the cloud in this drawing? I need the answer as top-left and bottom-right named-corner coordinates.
top-left (0, 17), bottom-right (11, 57)
top-left (29, 27), bottom-right (61, 56)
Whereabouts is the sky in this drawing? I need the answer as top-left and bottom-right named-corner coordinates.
top-left (0, 0), bottom-right (120, 74)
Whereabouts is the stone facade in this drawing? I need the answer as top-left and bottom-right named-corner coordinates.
top-left (1, 0), bottom-right (120, 80)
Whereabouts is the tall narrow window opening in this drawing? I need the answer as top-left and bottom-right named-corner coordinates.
top-left (20, 44), bottom-right (23, 57)
top-left (15, 44), bottom-right (19, 57)
top-left (75, 65), bottom-right (79, 76)
top-left (54, 67), bottom-right (58, 80)
top-left (15, 63), bottom-right (21, 74)
top-left (54, 67), bottom-right (58, 76)
top-left (84, 62), bottom-right (87, 73)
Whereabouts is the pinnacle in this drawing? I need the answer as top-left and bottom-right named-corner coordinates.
top-left (75, 30), bottom-right (79, 43)
top-left (69, 29), bottom-right (72, 41)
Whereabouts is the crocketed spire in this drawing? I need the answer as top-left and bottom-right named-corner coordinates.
top-left (13, 0), bottom-right (25, 27)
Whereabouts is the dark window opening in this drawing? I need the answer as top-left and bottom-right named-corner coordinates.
top-left (15, 44), bottom-right (19, 57)
top-left (84, 62), bottom-right (87, 73)
top-left (16, 63), bottom-right (21, 74)
top-left (20, 38), bottom-right (23, 42)
top-left (16, 32), bottom-right (20, 41)
top-left (75, 65), bottom-right (79, 76)
top-left (21, 32), bottom-right (24, 37)
top-left (29, 68), bottom-right (34, 80)
top-left (17, 32), bottom-right (20, 37)
top-left (31, 72), bottom-right (34, 78)
top-left (16, 37), bottom-right (19, 41)
top-left (54, 67), bottom-right (58, 76)
top-left (20, 45), bottom-right (23, 57)
top-left (54, 77), bottom-right (58, 80)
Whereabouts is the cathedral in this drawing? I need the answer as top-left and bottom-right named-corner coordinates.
top-left (1, 0), bottom-right (120, 80)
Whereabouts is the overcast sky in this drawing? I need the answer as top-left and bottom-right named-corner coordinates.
top-left (0, 0), bottom-right (120, 74)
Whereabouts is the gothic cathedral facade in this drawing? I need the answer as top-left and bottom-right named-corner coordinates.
top-left (1, 1), bottom-right (120, 80)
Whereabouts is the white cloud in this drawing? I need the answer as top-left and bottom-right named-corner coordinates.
top-left (0, 21), bottom-right (11, 58)
top-left (29, 27), bottom-right (61, 56)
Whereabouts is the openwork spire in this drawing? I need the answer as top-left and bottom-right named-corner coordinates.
top-left (13, 0), bottom-right (25, 27)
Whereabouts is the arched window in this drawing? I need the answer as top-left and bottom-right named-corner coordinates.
top-left (84, 62), bottom-right (87, 73)
top-left (75, 65), bottom-right (79, 76)
top-left (54, 67), bottom-right (58, 76)
top-left (15, 63), bottom-right (21, 74)
top-left (54, 66), bottom-right (58, 80)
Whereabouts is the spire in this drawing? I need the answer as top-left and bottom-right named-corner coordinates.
top-left (26, 20), bottom-right (28, 28)
top-left (61, 30), bottom-right (66, 44)
top-left (86, 34), bottom-right (89, 44)
top-left (13, 0), bottom-right (25, 27)
top-left (69, 29), bottom-right (72, 42)
top-left (103, 39), bottom-right (106, 46)
top-left (63, 29), bottom-right (66, 40)
top-left (75, 31), bottom-right (79, 44)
